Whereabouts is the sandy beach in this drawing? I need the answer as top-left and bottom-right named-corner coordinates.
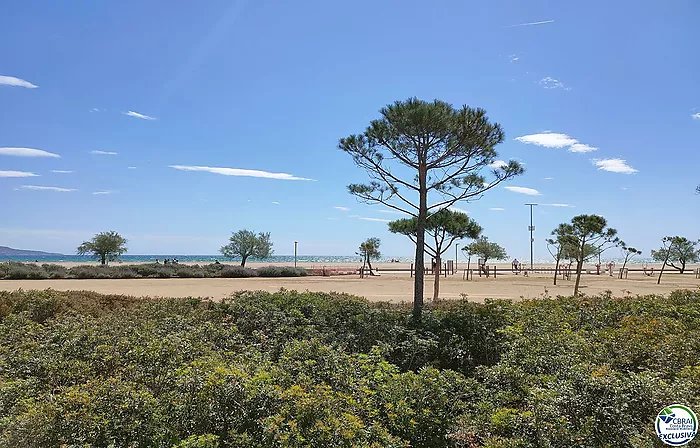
top-left (1, 266), bottom-right (697, 302)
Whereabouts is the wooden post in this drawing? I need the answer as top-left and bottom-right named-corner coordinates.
top-left (444, 263), bottom-right (447, 278)
top-left (410, 263), bottom-right (413, 278)
top-left (493, 265), bottom-right (496, 278)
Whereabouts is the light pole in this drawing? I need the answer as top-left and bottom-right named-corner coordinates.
top-left (455, 243), bottom-right (459, 274)
top-left (525, 203), bottom-right (538, 270)
top-left (294, 241), bottom-right (298, 268)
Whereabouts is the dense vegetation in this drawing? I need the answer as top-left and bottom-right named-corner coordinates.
top-left (1, 289), bottom-right (698, 446)
top-left (0, 262), bottom-right (307, 280)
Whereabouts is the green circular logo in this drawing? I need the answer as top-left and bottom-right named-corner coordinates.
top-left (656, 404), bottom-right (697, 446)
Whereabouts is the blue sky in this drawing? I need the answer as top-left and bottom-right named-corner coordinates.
top-left (1, 0), bottom-right (698, 259)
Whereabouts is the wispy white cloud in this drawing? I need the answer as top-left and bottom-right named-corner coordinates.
top-left (540, 77), bottom-right (570, 90)
top-left (488, 160), bottom-right (507, 169)
top-left (169, 165), bottom-right (313, 181)
top-left (21, 185), bottom-right (76, 192)
top-left (92, 191), bottom-right (116, 195)
top-left (569, 143), bottom-right (598, 153)
top-left (349, 214), bottom-right (391, 223)
top-left (0, 170), bottom-right (38, 178)
top-left (123, 110), bottom-right (156, 120)
top-left (448, 206), bottom-right (470, 214)
top-left (272, 201), bottom-right (280, 205)
top-left (334, 206), bottom-right (350, 211)
top-left (127, 166), bottom-right (137, 169)
top-left (509, 54), bottom-right (519, 62)
top-left (0, 147), bottom-right (60, 158)
top-left (52, 170), bottom-right (73, 174)
top-left (489, 207), bottom-right (506, 211)
top-left (692, 113), bottom-right (700, 120)
top-left (592, 158), bottom-right (638, 174)
top-left (91, 150), bottom-right (118, 155)
top-left (377, 209), bottom-right (405, 215)
top-left (326, 217), bottom-right (339, 221)
top-left (90, 108), bottom-right (101, 113)
top-left (543, 177), bottom-right (554, 180)
top-left (0, 75), bottom-right (38, 89)
top-left (504, 186), bottom-right (541, 196)
top-left (515, 132), bottom-right (597, 153)
top-left (542, 203), bottom-right (573, 207)
top-left (505, 20), bottom-right (554, 28)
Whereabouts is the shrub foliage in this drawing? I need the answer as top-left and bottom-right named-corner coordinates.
top-left (0, 262), bottom-right (307, 280)
top-left (0, 289), bottom-right (698, 446)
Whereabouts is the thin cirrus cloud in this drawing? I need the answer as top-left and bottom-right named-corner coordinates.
top-left (505, 19), bottom-right (554, 28)
top-left (169, 165), bottom-right (314, 181)
top-left (90, 150), bottom-right (118, 155)
top-left (21, 185), bottom-right (76, 192)
top-left (123, 110), bottom-right (156, 120)
top-left (52, 170), bottom-right (73, 174)
top-left (515, 132), bottom-right (598, 153)
top-left (504, 186), bottom-right (541, 196)
top-left (0, 147), bottom-right (60, 158)
top-left (0, 170), bottom-right (38, 178)
top-left (543, 177), bottom-right (554, 180)
top-left (543, 203), bottom-right (573, 207)
top-left (92, 191), bottom-right (116, 195)
top-left (692, 113), bottom-right (700, 120)
top-left (271, 201), bottom-right (280, 205)
top-left (334, 206), bottom-right (350, 212)
top-left (540, 77), bottom-right (570, 90)
top-left (592, 158), bottom-right (638, 174)
top-left (488, 160), bottom-right (507, 169)
top-left (0, 75), bottom-right (38, 89)
top-left (489, 207), bottom-right (506, 211)
top-left (349, 215), bottom-right (391, 223)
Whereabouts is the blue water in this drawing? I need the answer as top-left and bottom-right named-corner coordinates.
top-left (2, 254), bottom-right (655, 264)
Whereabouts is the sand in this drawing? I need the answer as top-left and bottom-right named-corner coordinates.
top-left (0, 269), bottom-right (697, 303)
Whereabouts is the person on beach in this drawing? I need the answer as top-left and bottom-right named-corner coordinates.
top-left (512, 258), bottom-right (520, 274)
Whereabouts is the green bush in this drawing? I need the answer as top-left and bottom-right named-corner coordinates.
top-left (257, 266), bottom-right (308, 277)
top-left (0, 289), bottom-right (699, 447)
top-left (219, 266), bottom-right (258, 278)
top-left (0, 262), bottom-right (49, 280)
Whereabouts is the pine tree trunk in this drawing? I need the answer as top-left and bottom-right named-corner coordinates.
top-left (573, 240), bottom-right (585, 296)
top-left (241, 256), bottom-right (247, 267)
top-left (413, 167), bottom-right (427, 320)
top-left (368, 256), bottom-right (375, 275)
top-left (657, 258), bottom-right (668, 284)
top-left (433, 256), bottom-right (441, 300)
top-left (553, 254), bottom-right (560, 286)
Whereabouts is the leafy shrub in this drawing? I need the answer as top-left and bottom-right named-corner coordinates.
top-left (219, 266), bottom-right (258, 278)
top-left (0, 262), bottom-right (49, 280)
top-left (41, 264), bottom-right (68, 279)
top-left (0, 289), bottom-right (699, 447)
top-left (257, 266), bottom-right (308, 277)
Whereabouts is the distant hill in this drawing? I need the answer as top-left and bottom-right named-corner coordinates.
top-left (0, 246), bottom-right (64, 256)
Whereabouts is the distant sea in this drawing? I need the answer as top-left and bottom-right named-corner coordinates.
top-left (2, 254), bottom-right (654, 265)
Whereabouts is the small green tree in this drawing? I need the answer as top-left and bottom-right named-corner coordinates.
top-left (546, 225), bottom-right (578, 285)
top-left (220, 230), bottom-right (273, 267)
top-left (389, 209), bottom-right (482, 299)
top-left (652, 236), bottom-right (699, 283)
top-left (77, 231), bottom-right (128, 265)
top-left (462, 236), bottom-right (506, 276)
top-left (554, 215), bottom-right (620, 296)
top-left (619, 243), bottom-right (642, 277)
top-left (357, 237), bottom-right (381, 275)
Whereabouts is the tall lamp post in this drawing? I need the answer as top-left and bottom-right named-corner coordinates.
top-left (455, 243), bottom-right (460, 274)
top-left (294, 241), bottom-right (298, 268)
top-left (525, 203), bottom-right (538, 270)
